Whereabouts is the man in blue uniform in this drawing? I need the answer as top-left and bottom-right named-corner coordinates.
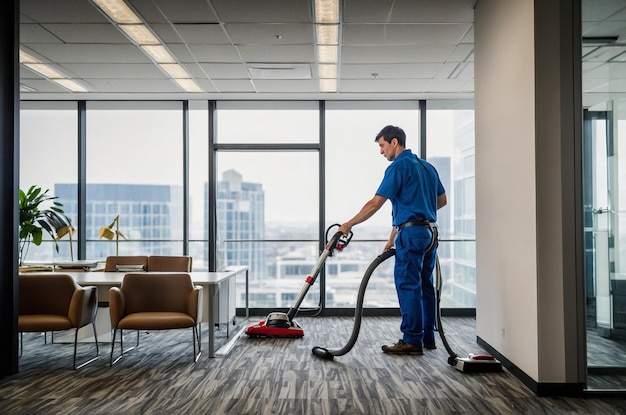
top-left (338, 125), bottom-right (447, 355)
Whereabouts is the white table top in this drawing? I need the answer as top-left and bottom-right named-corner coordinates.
top-left (20, 266), bottom-right (248, 286)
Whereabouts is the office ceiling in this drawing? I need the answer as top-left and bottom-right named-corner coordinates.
top-left (19, 0), bottom-right (476, 100)
top-left (17, 0), bottom-right (626, 104)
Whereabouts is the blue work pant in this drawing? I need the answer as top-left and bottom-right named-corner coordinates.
top-left (393, 225), bottom-right (437, 346)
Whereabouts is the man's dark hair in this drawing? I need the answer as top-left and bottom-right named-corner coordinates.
top-left (375, 125), bottom-right (406, 147)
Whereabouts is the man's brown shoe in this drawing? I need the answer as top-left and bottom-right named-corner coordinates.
top-left (382, 339), bottom-right (423, 355)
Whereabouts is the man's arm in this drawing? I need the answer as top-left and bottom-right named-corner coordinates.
top-left (437, 193), bottom-right (447, 210)
top-left (338, 194), bottom-right (387, 236)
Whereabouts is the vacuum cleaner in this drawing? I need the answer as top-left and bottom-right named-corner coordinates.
top-left (312, 248), bottom-right (503, 373)
top-left (245, 224), bottom-right (352, 338)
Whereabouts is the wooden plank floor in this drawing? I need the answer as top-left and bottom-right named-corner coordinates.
top-left (2, 316), bottom-right (626, 414)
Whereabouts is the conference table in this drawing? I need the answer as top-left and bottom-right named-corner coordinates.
top-left (60, 266), bottom-right (249, 358)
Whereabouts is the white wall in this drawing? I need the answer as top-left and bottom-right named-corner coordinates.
top-left (475, 0), bottom-right (584, 385)
top-left (474, 0), bottom-right (539, 379)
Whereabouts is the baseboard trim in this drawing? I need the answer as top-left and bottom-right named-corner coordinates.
top-left (476, 336), bottom-right (585, 397)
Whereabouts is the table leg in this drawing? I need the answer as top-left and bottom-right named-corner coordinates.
top-left (208, 284), bottom-right (216, 358)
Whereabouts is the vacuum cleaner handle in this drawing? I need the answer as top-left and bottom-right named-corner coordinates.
top-left (326, 224), bottom-right (353, 255)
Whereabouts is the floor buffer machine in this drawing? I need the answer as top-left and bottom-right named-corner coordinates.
top-left (245, 224), bottom-right (352, 338)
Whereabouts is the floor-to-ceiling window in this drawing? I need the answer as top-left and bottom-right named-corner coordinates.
top-left (426, 102), bottom-right (476, 308)
top-left (19, 101), bottom-right (78, 264)
top-left (84, 101), bottom-right (184, 258)
top-left (19, 99), bottom-right (477, 314)
top-left (214, 101), bottom-right (320, 309)
top-left (324, 101), bottom-right (418, 309)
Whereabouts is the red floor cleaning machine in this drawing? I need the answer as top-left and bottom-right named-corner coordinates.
top-left (245, 224), bottom-right (352, 338)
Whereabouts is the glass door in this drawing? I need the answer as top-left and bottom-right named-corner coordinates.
top-left (584, 107), bottom-right (626, 390)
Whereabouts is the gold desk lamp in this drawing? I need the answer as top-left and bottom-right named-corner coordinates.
top-left (55, 224), bottom-right (76, 262)
top-left (99, 215), bottom-right (128, 255)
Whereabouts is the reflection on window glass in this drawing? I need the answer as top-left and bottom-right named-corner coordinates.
top-left (20, 102), bottom-right (78, 263)
top-left (427, 108), bottom-right (476, 307)
top-left (84, 102), bottom-right (184, 259)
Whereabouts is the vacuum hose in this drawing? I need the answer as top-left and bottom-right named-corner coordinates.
top-left (312, 249), bottom-right (396, 360)
top-left (312, 248), bottom-right (460, 366)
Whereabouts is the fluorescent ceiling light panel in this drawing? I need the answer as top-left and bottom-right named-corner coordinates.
top-left (317, 45), bottom-right (338, 63)
top-left (23, 63), bottom-right (65, 79)
top-left (315, 0), bottom-right (339, 23)
top-left (92, 0), bottom-right (142, 23)
top-left (19, 50), bottom-right (38, 64)
top-left (317, 24), bottom-right (338, 45)
top-left (53, 79), bottom-right (89, 92)
top-left (120, 24), bottom-right (160, 45)
top-left (319, 78), bottom-right (337, 92)
top-left (160, 63), bottom-right (191, 78)
top-left (173, 78), bottom-right (203, 93)
top-left (318, 63), bottom-right (337, 79)
top-left (141, 45), bottom-right (177, 63)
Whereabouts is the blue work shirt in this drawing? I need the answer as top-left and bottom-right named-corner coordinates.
top-left (375, 149), bottom-right (445, 227)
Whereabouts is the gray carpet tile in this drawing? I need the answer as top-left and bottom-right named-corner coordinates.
top-left (2, 316), bottom-right (626, 415)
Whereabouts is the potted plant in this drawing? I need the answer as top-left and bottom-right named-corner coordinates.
top-left (18, 185), bottom-right (72, 266)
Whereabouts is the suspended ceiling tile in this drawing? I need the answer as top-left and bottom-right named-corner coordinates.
top-left (198, 63), bottom-right (250, 79)
top-left (27, 43), bottom-right (150, 64)
top-left (195, 78), bottom-right (218, 93)
top-left (341, 63), bottom-right (442, 79)
top-left (151, 0), bottom-right (219, 23)
top-left (342, 45), bottom-right (456, 64)
top-left (446, 44), bottom-right (474, 63)
top-left (19, 78), bottom-right (72, 93)
top-left (172, 23), bottom-right (230, 44)
top-left (344, 0), bottom-right (474, 23)
top-left (21, 0), bottom-right (105, 23)
top-left (61, 63), bottom-right (166, 79)
top-left (238, 45), bottom-right (315, 63)
top-left (41, 23), bottom-right (129, 44)
top-left (87, 78), bottom-right (182, 93)
top-left (225, 23), bottom-right (314, 45)
top-left (186, 44), bottom-right (242, 63)
top-left (20, 24), bottom-right (63, 43)
top-left (343, 23), bottom-right (473, 45)
top-left (211, 0), bottom-right (311, 23)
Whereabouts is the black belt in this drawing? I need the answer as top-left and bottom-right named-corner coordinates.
top-left (397, 220), bottom-right (431, 230)
top-left (396, 220), bottom-right (439, 253)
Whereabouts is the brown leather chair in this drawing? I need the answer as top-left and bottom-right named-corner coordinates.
top-left (147, 255), bottom-right (193, 272)
top-left (18, 273), bottom-right (99, 369)
top-left (104, 255), bottom-right (149, 272)
top-left (109, 272), bottom-right (203, 365)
